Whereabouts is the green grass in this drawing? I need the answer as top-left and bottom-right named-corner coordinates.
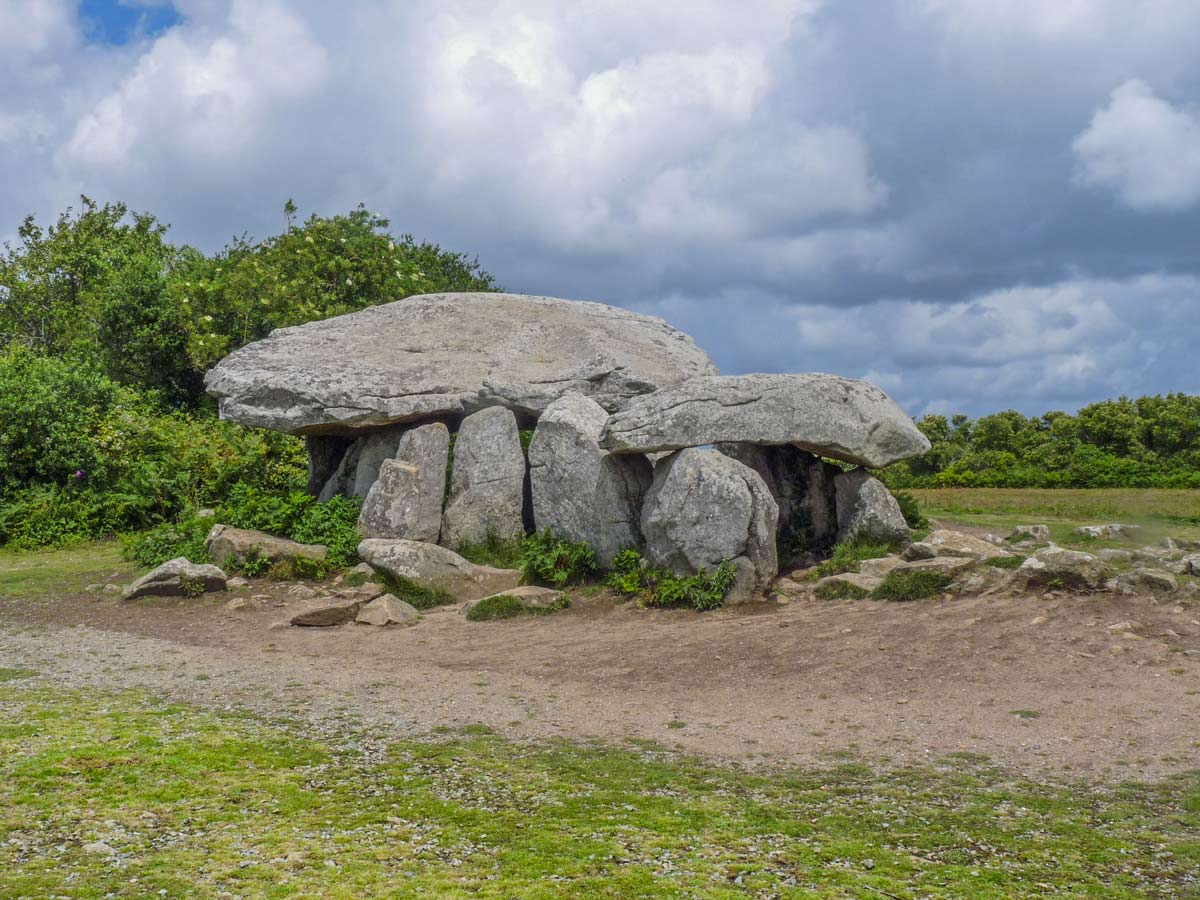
top-left (985, 555), bottom-right (1026, 569)
top-left (0, 683), bottom-right (1197, 898)
top-left (807, 539), bottom-right (896, 580)
top-left (872, 570), bottom-right (953, 602)
top-left (374, 571), bottom-right (457, 610)
top-left (912, 488), bottom-right (1200, 548)
top-left (813, 579), bottom-right (871, 600)
top-left (0, 540), bottom-right (132, 600)
top-left (455, 533), bottom-right (526, 570)
top-left (465, 593), bottom-right (570, 621)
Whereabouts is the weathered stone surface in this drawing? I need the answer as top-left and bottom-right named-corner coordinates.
top-left (1018, 545), bottom-right (1106, 590)
top-left (1010, 524), bottom-right (1049, 542)
top-left (834, 469), bottom-right (910, 545)
top-left (205, 292), bottom-right (716, 434)
top-left (350, 425), bottom-right (409, 498)
top-left (291, 599), bottom-right (363, 627)
top-left (123, 557), bottom-right (227, 600)
top-left (1183, 553), bottom-right (1200, 576)
top-left (461, 585), bottom-right (565, 617)
top-left (357, 538), bottom-right (521, 601)
top-left (891, 556), bottom-right (978, 576)
top-left (441, 407), bottom-right (526, 549)
top-left (859, 555), bottom-right (906, 577)
top-left (1097, 548), bottom-right (1133, 563)
top-left (640, 449), bottom-right (779, 604)
top-left (1108, 568), bottom-right (1178, 595)
top-left (355, 594), bottom-right (420, 626)
top-left (717, 444), bottom-right (840, 565)
top-left (528, 393), bottom-right (652, 566)
top-left (205, 525), bottom-right (328, 569)
top-left (1073, 523), bottom-right (1141, 539)
top-left (815, 572), bottom-right (882, 595)
top-left (600, 373), bottom-right (930, 468)
top-left (358, 423), bottom-right (450, 541)
top-left (903, 529), bottom-right (1010, 561)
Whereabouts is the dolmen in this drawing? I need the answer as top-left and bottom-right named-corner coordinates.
top-left (206, 292), bottom-right (930, 604)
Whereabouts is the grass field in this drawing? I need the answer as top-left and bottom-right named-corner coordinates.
top-left (0, 674), bottom-right (1197, 899)
top-left (912, 488), bottom-right (1200, 547)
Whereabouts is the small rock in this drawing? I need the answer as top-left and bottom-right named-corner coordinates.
top-left (102, 583), bottom-right (122, 595)
top-left (355, 594), bottom-right (420, 626)
top-left (85, 583), bottom-right (105, 594)
top-left (287, 584), bottom-right (319, 599)
top-left (82, 841), bottom-right (116, 855)
top-left (290, 600), bottom-right (363, 627)
top-left (772, 577), bottom-right (808, 596)
top-left (1073, 523), bottom-right (1140, 539)
top-left (1010, 524), bottom-right (1049, 542)
top-left (462, 585), bottom-right (566, 616)
top-left (858, 555), bottom-right (906, 577)
top-left (123, 558), bottom-right (227, 600)
top-left (224, 597), bottom-right (253, 611)
top-left (1106, 620), bottom-right (1142, 633)
top-left (226, 576), bottom-right (249, 589)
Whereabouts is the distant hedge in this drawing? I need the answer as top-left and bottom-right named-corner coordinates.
top-left (881, 394), bottom-right (1200, 489)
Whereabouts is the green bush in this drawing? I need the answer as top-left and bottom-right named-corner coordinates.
top-left (290, 495), bottom-right (361, 568)
top-left (814, 578), bottom-right (871, 600)
top-left (891, 489), bottom-right (928, 529)
top-left (871, 570), bottom-right (952, 601)
top-left (214, 485), bottom-right (361, 568)
top-left (121, 516), bottom-right (212, 568)
top-left (607, 550), bottom-right (738, 612)
top-left (808, 539), bottom-right (896, 580)
top-left (465, 593), bottom-right (571, 622)
top-left (519, 530), bottom-right (597, 588)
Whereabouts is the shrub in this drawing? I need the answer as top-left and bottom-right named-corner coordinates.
top-left (290, 495), bottom-right (361, 568)
top-left (814, 578), bottom-right (871, 600)
top-left (519, 529), bottom-right (596, 588)
top-left (892, 489), bottom-right (928, 529)
top-left (121, 516), bottom-right (212, 568)
top-left (871, 570), bottom-right (952, 601)
top-left (465, 593), bottom-right (571, 622)
top-left (607, 550), bottom-right (738, 611)
top-left (808, 539), bottom-right (896, 580)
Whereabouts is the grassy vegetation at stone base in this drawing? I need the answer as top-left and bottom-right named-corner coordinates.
top-left (465, 593), bottom-right (571, 621)
top-left (373, 571), bottom-right (457, 611)
top-left (912, 488), bottom-right (1200, 548)
top-left (1, 678), bottom-right (1197, 898)
top-left (807, 539), bottom-right (898, 580)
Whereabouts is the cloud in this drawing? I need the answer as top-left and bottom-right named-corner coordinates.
top-left (1, 0), bottom-right (1200, 417)
top-left (1072, 79), bottom-right (1200, 212)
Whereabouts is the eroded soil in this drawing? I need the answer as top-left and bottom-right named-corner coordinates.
top-left (2, 577), bottom-right (1199, 783)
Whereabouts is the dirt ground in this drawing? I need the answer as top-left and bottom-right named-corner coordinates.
top-left (3, 576), bottom-right (1199, 784)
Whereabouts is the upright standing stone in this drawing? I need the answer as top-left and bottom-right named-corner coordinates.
top-left (357, 423), bottom-right (450, 541)
top-left (441, 407), bottom-right (526, 549)
top-left (528, 393), bottom-right (652, 566)
top-left (834, 469), bottom-right (909, 545)
top-left (350, 425), bottom-right (409, 498)
top-left (305, 435), bottom-right (352, 495)
top-left (641, 449), bottom-right (778, 604)
top-left (717, 444), bottom-right (840, 566)
top-left (318, 437), bottom-right (364, 501)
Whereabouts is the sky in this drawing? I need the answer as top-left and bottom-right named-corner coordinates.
top-left (2, 0), bottom-right (1199, 418)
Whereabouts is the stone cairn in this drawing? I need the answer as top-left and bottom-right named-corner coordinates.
top-left (203, 292), bottom-right (931, 604)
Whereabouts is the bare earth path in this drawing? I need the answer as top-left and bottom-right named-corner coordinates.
top-left (2, 583), bottom-right (1199, 782)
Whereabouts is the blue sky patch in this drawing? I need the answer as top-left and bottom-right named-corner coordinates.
top-left (79, 0), bottom-right (182, 46)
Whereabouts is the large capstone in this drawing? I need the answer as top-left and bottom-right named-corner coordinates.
top-left (601, 373), bottom-right (930, 468)
top-left (441, 407), bottom-right (526, 549)
top-left (717, 443), bottom-right (840, 567)
top-left (528, 392), bottom-right (652, 566)
top-left (204, 292), bottom-right (717, 434)
top-left (357, 423), bottom-right (450, 541)
top-left (641, 448), bottom-right (778, 604)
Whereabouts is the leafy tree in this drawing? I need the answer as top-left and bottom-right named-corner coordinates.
top-left (172, 204), bottom-right (497, 371)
